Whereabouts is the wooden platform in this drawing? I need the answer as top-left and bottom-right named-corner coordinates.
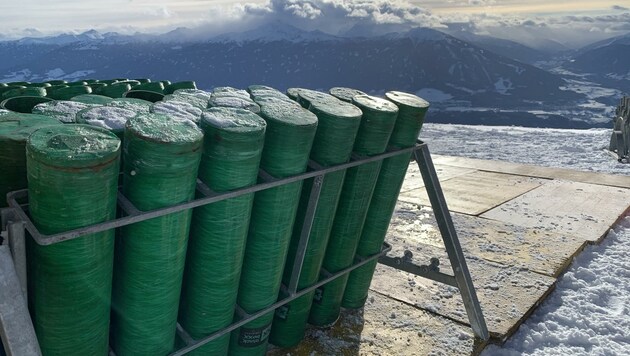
top-left (270, 156), bottom-right (630, 355)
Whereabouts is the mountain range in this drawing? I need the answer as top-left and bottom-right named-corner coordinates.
top-left (0, 22), bottom-right (627, 128)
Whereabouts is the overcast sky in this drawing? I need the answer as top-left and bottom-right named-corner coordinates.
top-left (0, 0), bottom-right (628, 47)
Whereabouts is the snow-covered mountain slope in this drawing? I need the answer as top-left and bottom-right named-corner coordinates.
top-left (421, 123), bottom-right (629, 355)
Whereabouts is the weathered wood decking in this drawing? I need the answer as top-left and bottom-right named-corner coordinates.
top-left (270, 156), bottom-right (630, 355)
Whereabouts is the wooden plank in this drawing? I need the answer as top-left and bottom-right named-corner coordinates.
top-left (390, 202), bottom-right (587, 277)
top-left (482, 180), bottom-right (630, 243)
top-left (268, 292), bottom-right (484, 356)
top-left (400, 164), bottom-right (476, 193)
top-left (371, 239), bottom-right (556, 339)
top-left (432, 155), bottom-right (630, 189)
top-left (400, 171), bottom-right (544, 216)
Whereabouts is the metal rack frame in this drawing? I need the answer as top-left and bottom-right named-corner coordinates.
top-left (0, 141), bottom-right (488, 356)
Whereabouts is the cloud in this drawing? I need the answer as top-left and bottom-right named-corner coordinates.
top-left (612, 5), bottom-right (629, 11)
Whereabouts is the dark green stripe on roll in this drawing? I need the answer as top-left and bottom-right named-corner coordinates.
top-left (342, 92), bottom-right (429, 308)
top-left (230, 100), bottom-right (317, 356)
top-left (308, 94), bottom-right (398, 327)
top-left (270, 96), bottom-right (362, 347)
top-left (178, 108), bottom-right (266, 355)
top-left (111, 114), bottom-right (203, 356)
top-left (27, 124), bottom-right (120, 356)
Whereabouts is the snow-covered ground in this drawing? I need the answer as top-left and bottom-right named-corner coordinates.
top-left (421, 123), bottom-right (630, 355)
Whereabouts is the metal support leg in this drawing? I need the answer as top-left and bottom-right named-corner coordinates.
top-left (414, 144), bottom-right (489, 341)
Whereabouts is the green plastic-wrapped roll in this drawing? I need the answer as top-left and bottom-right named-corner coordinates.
top-left (0, 86), bottom-right (26, 98)
top-left (247, 85), bottom-right (289, 102)
top-left (208, 95), bottom-right (261, 114)
top-left (24, 82), bottom-right (51, 88)
top-left (166, 89), bottom-right (212, 109)
top-left (230, 100), bottom-right (317, 356)
top-left (309, 94), bottom-right (398, 327)
top-left (71, 94), bottom-right (113, 105)
top-left (76, 106), bottom-right (137, 139)
top-left (27, 124), bottom-right (120, 356)
top-left (96, 83), bottom-right (132, 98)
top-left (179, 108), bottom-right (266, 355)
top-left (150, 100), bottom-right (203, 124)
top-left (111, 113), bottom-right (202, 356)
top-left (286, 88), bottom-right (299, 100)
top-left (164, 81), bottom-right (197, 94)
top-left (48, 85), bottom-right (92, 100)
top-left (329, 87), bottom-right (366, 103)
top-left (133, 82), bottom-right (164, 93)
top-left (294, 88), bottom-right (335, 109)
top-left (0, 96), bottom-right (53, 113)
top-left (124, 90), bottom-right (165, 103)
top-left (108, 97), bottom-right (152, 113)
top-left (212, 87), bottom-right (251, 101)
top-left (269, 97), bottom-right (362, 347)
top-left (33, 100), bottom-right (95, 123)
top-left (0, 113), bottom-right (62, 207)
top-left (43, 80), bottom-right (67, 86)
top-left (2, 87), bottom-right (47, 99)
top-left (343, 92), bottom-right (429, 308)
top-left (133, 78), bottom-right (151, 84)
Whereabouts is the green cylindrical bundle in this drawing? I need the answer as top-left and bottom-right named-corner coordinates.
top-left (133, 78), bottom-right (151, 84)
top-left (108, 98), bottom-right (152, 113)
top-left (43, 80), bottom-right (67, 86)
top-left (166, 89), bottom-right (212, 109)
top-left (76, 106), bottom-right (138, 139)
top-left (132, 81), bottom-right (165, 93)
top-left (2, 87), bottom-right (47, 99)
top-left (208, 95), bottom-right (261, 114)
top-left (230, 101), bottom-right (317, 356)
top-left (71, 94), bottom-right (113, 105)
top-left (247, 85), bottom-right (289, 102)
top-left (96, 83), bottom-right (132, 98)
top-left (308, 94), bottom-right (398, 327)
top-left (286, 88), bottom-right (299, 100)
top-left (329, 87), bottom-right (366, 103)
top-left (0, 96), bottom-right (53, 113)
top-left (179, 108), bottom-right (266, 355)
top-left (48, 85), bottom-right (92, 100)
top-left (164, 81), bottom-right (197, 94)
top-left (212, 87), bottom-right (251, 101)
top-left (269, 97), bottom-right (362, 347)
top-left (32, 100), bottom-right (94, 123)
top-left (124, 90), bottom-right (165, 103)
top-left (27, 124), bottom-right (120, 356)
top-left (150, 100), bottom-right (203, 124)
top-left (0, 114), bottom-right (61, 207)
top-left (111, 113), bottom-right (203, 356)
top-left (24, 82), bottom-right (51, 88)
top-left (0, 86), bottom-right (26, 98)
top-left (295, 89), bottom-right (335, 109)
top-left (343, 92), bottom-right (429, 308)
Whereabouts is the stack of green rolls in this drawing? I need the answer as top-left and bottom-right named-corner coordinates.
top-left (343, 91), bottom-right (429, 308)
top-left (308, 94), bottom-right (398, 327)
top-left (179, 108), bottom-right (266, 355)
top-left (269, 94), bottom-right (363, 347)
top-left (27, 124), bottom-right (120, 355)
top-left (230, 99), bottom-right (317, 355)
top-left (110, 113), bottom-right (203, 356)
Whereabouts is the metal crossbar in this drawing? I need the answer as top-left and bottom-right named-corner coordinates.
top-left (0, 142), bottom-right (488, 356)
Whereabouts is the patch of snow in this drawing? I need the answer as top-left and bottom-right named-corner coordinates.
top-left (494, 77), bottom-right (513, 95)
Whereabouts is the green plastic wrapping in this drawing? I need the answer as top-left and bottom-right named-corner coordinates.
top-left (0, 96), bottom-right (53, 113)
top-left (292, 88), bottom-right (334, 109)
top-left (208, 95), bottom-right (261, 114)
top-left (0, 113), bottom-right (62, 207)
top-left (308, 94), bottom-right (398, 327)
top-left (110, 113), bottom-right (203, 356)
top-left (32, 100), bottom-right (94, 123)
top-left (165, 81), bottom-right (197, 94)
top-left (166, 89), bottom-right (212, 109)
top-left (76, 106), bottom-right (138, 139)
top-left (285, 88), bottom-right (299, 100)
top-left (212, 87), bottom-right (251, 101)
top-left (229, 100), bottom-right (317, 356)
top-left (133, 78), bottom-right (151, 84)
top-left (48, 86), bottom-right (92, 100)
top-left (124, 90), bottom-right (165, 103)
top-left (43, 80), bottom-right (67, 86)
top-left (179, 108), bottom-right (266, 355)
top-left (150, 100), bottom-right (203, 124)
top-left (328, 87), bottom-right (366, 103)
top-left (27, 124), bottom-right (120, 356)
top-left (2, 87), bottom-right (47, 99)
top-left (343, 92), bottom-right (430, 308)
top-left (133, 82), bottom-right (165, 93)
top-left (0, 86), bottom-right (26, 98)
top-left (96, 83), bottom-right (132, 98)
top-left (70, 94), bottom-right (113, 105)
top-left (108, 97), bottom-right (152, 113)
top-left (247, 85), bottom-right (290, 102)
top-left (269, 97), bottom-right (362, 347)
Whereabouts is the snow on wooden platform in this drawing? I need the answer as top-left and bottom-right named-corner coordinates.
top-left (269, 156), bottom-right (630, 356)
